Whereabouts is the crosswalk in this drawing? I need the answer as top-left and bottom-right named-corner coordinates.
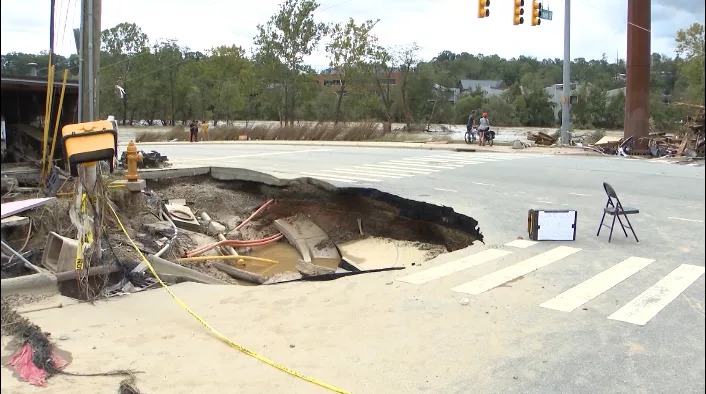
top-left (299, 153), bottom-right (539, 183)
top-left (625, 157), bottom-right (705, 167)
top-left (397, 240), bottom-right (705, 326)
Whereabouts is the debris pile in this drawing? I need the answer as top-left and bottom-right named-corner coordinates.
top-left (527, 131), bottom-right (557, 146)
top-left (118, 149), bottom-right (170, 169)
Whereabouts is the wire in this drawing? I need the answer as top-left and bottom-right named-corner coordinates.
top-left (59, 0), bottom-right (74, 47)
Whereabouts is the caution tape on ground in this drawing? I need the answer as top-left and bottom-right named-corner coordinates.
top-left (105, 202), bottom-right (351, 393)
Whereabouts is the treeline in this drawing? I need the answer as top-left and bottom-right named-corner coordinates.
top-left (1, 0), bottom-right (703, 130)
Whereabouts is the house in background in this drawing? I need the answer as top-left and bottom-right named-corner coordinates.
top-left (316, 68), bottom-right (403, 89)
top-left (544, 83), bottom-right (579, 120)
top-left (431, 84), bottom-right (460, 104)
top-left (457, 80), bottom-right (507, 97)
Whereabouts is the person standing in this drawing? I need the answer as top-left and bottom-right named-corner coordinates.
top-left (466, 110), bottom-right (477, 143)
top-left (189, 120), bottom-right (198, 143)
top-left (201, 120), bottom-right (209, 141)
top-left (478, 112), bottom-right (490, 146)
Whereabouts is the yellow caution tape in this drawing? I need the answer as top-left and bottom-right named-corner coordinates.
top-left (105, 201), bottom-right (350, 393)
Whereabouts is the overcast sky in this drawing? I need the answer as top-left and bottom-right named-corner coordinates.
top-left (2, 0), bottom-right (704, 69)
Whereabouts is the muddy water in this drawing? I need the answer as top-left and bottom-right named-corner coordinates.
top-left (247, 242), bottom-right (340, 277)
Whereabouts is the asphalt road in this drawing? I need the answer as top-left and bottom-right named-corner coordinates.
top-left (130, 141), bottom-right (705, 393)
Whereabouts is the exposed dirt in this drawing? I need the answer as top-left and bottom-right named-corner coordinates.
top-left (3, 175), bottom-right (482, 289)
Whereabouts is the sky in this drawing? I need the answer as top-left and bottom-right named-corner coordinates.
top-left (2, 0), bottom-right (704, 70)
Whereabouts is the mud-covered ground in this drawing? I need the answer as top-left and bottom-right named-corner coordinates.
top-left (2, 176), bottom-right (481, 286)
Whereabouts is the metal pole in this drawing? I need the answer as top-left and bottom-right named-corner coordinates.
top-left (560, 0), bottom-right (571, 145)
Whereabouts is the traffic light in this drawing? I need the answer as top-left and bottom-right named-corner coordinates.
top-left (478, 0), bottom-right (489, 18)
top-left (513, 0), bottom-right (524, 25)
top-left (531, 1), bottom-right (542, 26)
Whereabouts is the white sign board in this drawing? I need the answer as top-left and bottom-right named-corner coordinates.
top-left (537, 210), bottom-right (577, 241)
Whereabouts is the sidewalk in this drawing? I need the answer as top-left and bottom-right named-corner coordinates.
top-left (132, 139), bottom-right (604, 156)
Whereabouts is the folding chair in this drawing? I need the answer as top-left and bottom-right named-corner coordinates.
top-left (597, 182), bottom-right (639, 243)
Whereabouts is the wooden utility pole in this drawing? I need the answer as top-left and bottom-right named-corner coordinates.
top-left (78, 0), bottom-right (103, 269)
top-left (624, 0), bottom-right (651, 149)
top-left (79, 0), bottom-right (100, 121)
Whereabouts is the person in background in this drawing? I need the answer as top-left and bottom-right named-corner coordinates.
top-left (466, 110), bottom-right (477, 142)
top-left (201, 120), bottom-right (209, 141)
top-left (189, 120), bottom-right (198, 143)
top-left (478, 112), bottom-right (490, 146)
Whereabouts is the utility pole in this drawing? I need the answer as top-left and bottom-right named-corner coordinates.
top-left (560, 0), bottom-right (571, 145)
top-left (78, 0), bottom-right (102, 266)
top-left (624, 0), bottom-right (650, 149)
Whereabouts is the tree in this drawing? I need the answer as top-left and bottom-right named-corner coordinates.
top-left (397, 43), bottom-right (420, 129)
top-left (253, 0), bottom-right (327, 125)
top-left (675, 23), bottom-right (705, 105)
top-left (202, 45), bottom-right (254, 125)
top-left (325, 18), bottom-right (379, 124)
top-left (101, 22), bottom-right (149, 124)
top-left (370, 47), bottom-right (396, 131)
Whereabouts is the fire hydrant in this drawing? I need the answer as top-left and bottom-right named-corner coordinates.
top-left (125, 141), bottom-right (142, 182)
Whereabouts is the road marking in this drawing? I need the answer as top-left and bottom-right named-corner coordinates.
top-left (343, 167), bottom-right (415, 177)
top-left (361, 164), bottom-right (436, 174)
top-left (436, 154), bottom-right (517, 161)
top-left (323, 169), bottom-right (405, 179)
top-left (179, 148), bottom-right (329, 162)
top-left (539, 257), bottom-right (656, 312)
top-left (400, 158), bottom-right (465, 166)
top-left (434, 188), bottom-right (457, 192)
top-left (300, 172), bottom-right (381, 182)
top-left (386, 160), bottom-right (458, 170)
top-left (472, 182), bottom-right (493, 186)
top-left (608, 264), bottom-right (705, 326)
top-left (451, 246), bottom-right (582, 295)
top-left (537, 200), bottom-right (554, 204)
top-left (668, 217), bottom-right (704, 223)
top-left (297, 174), bottom-right (357, 183)
top-left (504, 240), bottom-right (537, 248)
top-left (569, 192), bottom-right (592, 197)
top-left (425, 156), bottom-right (483, 164)
top-left (397, 249), bottom-right (512, 285)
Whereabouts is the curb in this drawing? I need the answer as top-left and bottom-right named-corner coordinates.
top-left (126, 140), bottom-right (604, 157)
top-left (0, 272), bottom-right (59, 296)
top-left (130, 139), bottom-right (479, 152)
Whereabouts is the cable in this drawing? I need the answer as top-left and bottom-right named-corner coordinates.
top-left (105, 201), bottom-right (350, 393)
top-left (59, 0), bottom-right (73, 47)
top-left (235, 199), bottom-right (274, 231)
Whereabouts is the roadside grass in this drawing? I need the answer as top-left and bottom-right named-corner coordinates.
top-left (134, 123), bottom-right (412, 143)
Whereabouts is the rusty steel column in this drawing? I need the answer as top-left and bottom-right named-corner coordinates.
top-left (624, 0), bottom-right (651, 149)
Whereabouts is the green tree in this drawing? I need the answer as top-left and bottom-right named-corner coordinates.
top-left (325, 18), bottom-right (379, 124)
top-left (254, 0), bottom-right (327, 125)
top-left (370, 46), bottom-right (397, 131)
top-left (100, 22), bottom-right (150, 124)
top-left (674, 23), bottom-right (705, 105)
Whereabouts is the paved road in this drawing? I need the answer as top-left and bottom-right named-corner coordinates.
top-left (129, 142), bottom-right (705, 393)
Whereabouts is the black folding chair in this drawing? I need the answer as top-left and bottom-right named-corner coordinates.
top-left (597, 182), bottom-right (639, 243)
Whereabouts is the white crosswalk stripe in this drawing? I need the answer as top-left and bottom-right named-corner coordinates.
top-left (397, 249), bottom-right (511, 285)
top-left (539, 257), bottom-right (655, 312)
top-left (299, 153), bottom-right (540, 183)
top-left (451, 246), bottom-right (582, 295)
top-left (394, 239), bottom-right (702, 326)
top-left (607, 264), bottom-right (705, 326)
